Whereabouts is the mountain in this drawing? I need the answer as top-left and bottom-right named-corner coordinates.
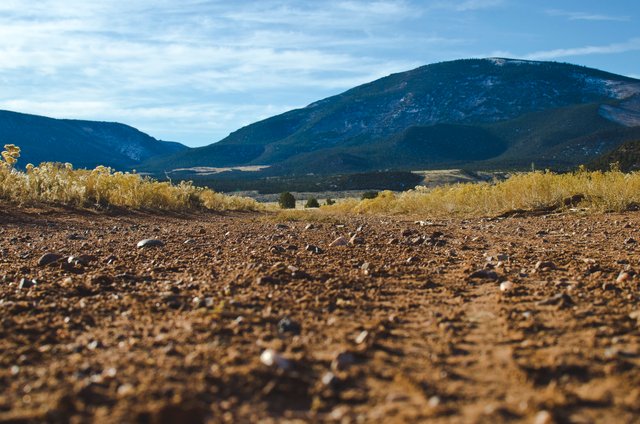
top-left (589, 139), bottom-right (640, 171)
top-left (143, 58), bottom-right (640, 176)
top-left (0, 110), bottom-right (188, 169)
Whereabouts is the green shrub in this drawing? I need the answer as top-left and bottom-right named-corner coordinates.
top-left (279, 192), bottom-right (296, 209)
top-left (305, 197), bottom-right (320, 208)
top-left (361, 191), bottom-right (379, 200)
top-left (325, 198), bottom-right (335, 205)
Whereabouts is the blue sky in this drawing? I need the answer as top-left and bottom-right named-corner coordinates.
top-left (0, 0), bottom-right (638, 147)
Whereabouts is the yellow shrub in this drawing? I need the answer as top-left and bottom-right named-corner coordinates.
top-left (0, 145), bottom-right (262, 212)
top-left (328, 169), bottom-right (640, 217)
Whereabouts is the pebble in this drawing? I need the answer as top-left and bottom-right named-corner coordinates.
top-left (321, 372), bottom-right (338, 387)
top-left (275, 224), bottom-right (289, 229)
top-left (499, 281), bottom-right (514, 292)
top-left (332, 351), bottom-right (356, 371)
top-left (277, 317), bottom-right (301, 335)
top-left (469, 269), bottom-right (499, 280)
top-left (537, 292), bottom-right (574, 307)
top-left (616, 271), bottom-right (633, 283)
top-left (37, 252), bottom-right (63, 266)
top-left (68, 254), bottom-right (97, 266)
top-left (534, 260), bottom-right (556, 271)
top-left (533, 410), bottom-right (554, 424)
top-left (260, 349), bottom-right (292, 370)
top-left (304, 224), bottom-right (315, 230)
top-left (349, 235), bottom-right (364, 245)
top-left (269, 245), bottom-right (286, 254)
top-left (355, 330), bottom-right (369, 344)
top-left (305, 244), bottom-right (324, 254)
top-left (330, 236), bottom-right (348, 247)
top-left (136, 239), bottom-right (164, 248)
top-left (117, 383), bottom-right (135, 396)
top-left (18, 278), bottom-right (36, 289)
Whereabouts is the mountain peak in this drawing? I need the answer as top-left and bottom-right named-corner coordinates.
top-left (141, 58), bottom-right (640, 175)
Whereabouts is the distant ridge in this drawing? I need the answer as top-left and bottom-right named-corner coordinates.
top-left (0, 110), bottom-right (187, 169)
top-left (142, 58), bottom-right (640, 175)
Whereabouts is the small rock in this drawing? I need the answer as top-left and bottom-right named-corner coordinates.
top-left (469, 269), bottom-right (499, 280)
top-left (616, 271), bottom-right (633, 283)
top-left (355, 330), bottom-right (369, 344)
top-left (18, 278), bottom-right (36, 289)
top-left (349, 235), bottom-right (364, 245)
top-left (256, 276), bottom-right (277, 285)
top-left (117, 383), bottom-right (135, 397)
top-left (304, 224), bottom-right (315, 230)
top-left (406, 256), bottom-right (419, 264)
top-left (534, 260), bottom-right (556, 271)
top-left (533, 410), bottom-right (554, 424)
top-left (277, 317), bottom-right (301, 335)
top-left (68, 254), bottom-right (97, 266)
top-left (305, 244), bottom-right (324, 254)
top-left (260, 349), bottom-right (292, 370)
top-left (37, 252), bottom-right (63, 266)
top-left (624, 237), bottom-right (636, 244)
top-left (332, 351), bottom-right (356, 371)
top-left (184, 239), bottom-right (196, 244)
top-left (321, 372), bottom-right (338, 387)
top-left (275, 224), bottom-right (289, 229)
top-left (499, 281), bottom-right (514, 292)
top-left (428, 396), bottom-right (441, 408)
top-left (537, 292), bottom-right (574, 308)
top-left (269, 245), bottom-right (286, 254)
top-left (629, 310), bottom-right (640, 321)
top-left (401, 228), bottom-right (415, 237)
top-left (330, 236), bottom-right (348, 247)
top-left (136, 239), bottom-right (164, 248)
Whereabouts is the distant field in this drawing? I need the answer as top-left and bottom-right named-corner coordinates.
top-left (169, 165), bottom-right (270, 176)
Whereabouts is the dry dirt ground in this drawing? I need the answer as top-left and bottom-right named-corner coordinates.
top-left (1, 202), bottom-right (639, 423)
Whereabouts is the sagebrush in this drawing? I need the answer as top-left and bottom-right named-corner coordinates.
top-left (327, 168), bottom-right (640, 217)
top-left (0, 145), bottom-right (262, 212)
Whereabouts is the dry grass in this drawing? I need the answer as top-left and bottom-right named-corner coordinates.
top-left (0, 145), bottom-right (263, 212)
top-left (327, 168), bottom-right (640, 217)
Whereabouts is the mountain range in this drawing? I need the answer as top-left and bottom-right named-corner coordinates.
top-left (142, 58), bottom-right (640, 176)
top-left (0, 110), bottom-right (187, 169)
top-left (3, 58), bottom-right (640, 185)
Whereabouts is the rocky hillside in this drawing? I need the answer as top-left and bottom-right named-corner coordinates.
top-left (0, 110), bottom-right (187, 169)
top-left (590, 139), bottom-right (640, 171)
top-left (143, 58), bottom-right (640, 175)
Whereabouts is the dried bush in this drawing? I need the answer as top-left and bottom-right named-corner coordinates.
top-left (0, 145), bottom-right (263, 212)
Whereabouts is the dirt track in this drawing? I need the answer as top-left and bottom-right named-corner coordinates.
top-left (1, 203), bottom-right (639, 423)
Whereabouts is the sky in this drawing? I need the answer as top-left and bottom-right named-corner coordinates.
top-left (0, 1), bottom-right (638, 147)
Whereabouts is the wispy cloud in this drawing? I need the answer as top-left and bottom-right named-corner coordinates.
top-left (453, 0), bottom-right (503, 12)
top-left (0, 1), bottom-right (636, 146)
top-left (546, 9), bottom-right (630, 22)
top-left (0, 0), bottom-right (430, 144)
top-left (521, 38), bottom-right (640, 60)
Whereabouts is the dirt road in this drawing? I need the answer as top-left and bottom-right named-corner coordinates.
top-left (1, 204), bottom-right (639, 423)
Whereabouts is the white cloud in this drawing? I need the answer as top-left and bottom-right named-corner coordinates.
top-left (546, 9), bottom-right (630, 22)
top-left (522, 38), bottom-right (640, 60)
top-left (0, 0), bottom-right (431, 145)
top-left (451, 0), bottom-right (503, 12)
